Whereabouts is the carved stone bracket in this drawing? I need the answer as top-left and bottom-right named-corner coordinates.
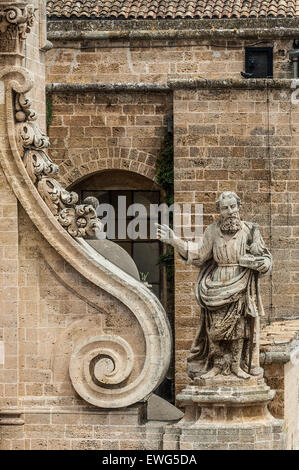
top-left (14, 89), bottom-right (104, 238)
top-left (0, 66), bottom-right (172, 409)
top-left (0, 2), bottom-right (36, 56)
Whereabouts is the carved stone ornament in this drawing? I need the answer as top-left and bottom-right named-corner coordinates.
top-left (15, 93), bottom-right (50, 149)
top-left (0, 2), bottom-right (36, 56)
top-left (69, 335), bottom-right (135, 408)
top-left (23, 149), bottom-right (58, 184)
top-left (0, 67), bottom-right (172, 410)
top-left (37, 177), bottom-right (79, 215)
top-left (14, 90), bottom-right (104, 238)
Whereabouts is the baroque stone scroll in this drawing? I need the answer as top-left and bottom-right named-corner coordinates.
top-left (0, 66), bottom-right (172, 408)
top-left (14, 90), bottom-right (103, 238)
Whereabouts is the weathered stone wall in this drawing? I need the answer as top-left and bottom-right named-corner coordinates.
top-left (46, 37), bottom-right (293, 84)
top-left (1, 6), bottom-right (175, 450)
top-left (173, 84), bottom-right (299, 394)
top-left (0, 132), bottom-right (19, 410)
top-left (0, 0), bottom-right (46, 445)
top-left (47, 90), bottom-right (172, 187)
top-left (0, 0), bottom-right (46, 413)
top-left (1, 8), bottom-right (298, 449)
top-left (284, 361), bottom-right (299, 449)
top-left (17, 207), bottom-right (145, 402)
top-left (44, 24), bottom-right (299, 399)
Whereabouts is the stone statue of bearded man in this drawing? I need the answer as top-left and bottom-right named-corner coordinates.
top-left (156, 191), bottom-right (272, 380)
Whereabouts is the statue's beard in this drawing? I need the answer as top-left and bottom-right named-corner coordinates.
top-left (220, 214), bottom-right (241, 234)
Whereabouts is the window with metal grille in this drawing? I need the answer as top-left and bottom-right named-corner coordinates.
top-left (82, 189), bottom-right (162, 299)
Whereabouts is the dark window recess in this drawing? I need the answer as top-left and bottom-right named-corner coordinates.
top-left (82, 189), bottom-right (162, 300)
top-left (245, 47), bottom-right (273, 78)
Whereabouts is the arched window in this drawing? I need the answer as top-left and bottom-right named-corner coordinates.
top-left (70, 170), bottom-right (168, 305)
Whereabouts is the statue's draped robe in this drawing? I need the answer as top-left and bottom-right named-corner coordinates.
top-left (180, 221), bottom-right (272, 372)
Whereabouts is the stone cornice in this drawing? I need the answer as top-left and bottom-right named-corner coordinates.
top-left (46, 82), bottom-right (171, 93)
top-left (46, 79), bottom-right (296, 95)
top-left (46, 27), bottom-right (299, 42)
top-left (168, 78), bottom-right (295, 90)
top-left (47, 17), bottom-right (299, 32)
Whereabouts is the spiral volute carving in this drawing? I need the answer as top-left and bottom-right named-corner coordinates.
top-left (69, 335), bottom-right (137, 408)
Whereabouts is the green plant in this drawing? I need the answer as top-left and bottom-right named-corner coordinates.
top-left (156, 130), bottom-right (174, 294)
top-left (158, 246), bottom-right (174, 283)
top-left (46, 95), bottom-right (53, 131)
top-left (155, 133), bottom-right (174, 207)
top-left (156, 127), bottom-right (175, 402)
top-left (140, 271), bottom-right (149, 283)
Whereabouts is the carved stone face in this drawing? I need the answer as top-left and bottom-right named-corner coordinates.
top-left (219, 196), bottom-right (239, 220)
top-left (219, 196), bottom-right (241, 233)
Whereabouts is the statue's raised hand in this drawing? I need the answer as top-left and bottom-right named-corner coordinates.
top-left (155, 223), bottom-right (177, 247)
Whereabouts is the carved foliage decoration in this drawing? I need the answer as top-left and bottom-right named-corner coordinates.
top-left (15, 91), bottom-right (103, 238)
top-left (0, 3), bottom-right (36, 55)
top-left (58, 204), bottom-right (101, 238)
top-left (23, 149), bottom-right (58, 184)
top-left (37, 177), bottom-right (78, 214)
top-left (15, 93), bottom-right (49, 150)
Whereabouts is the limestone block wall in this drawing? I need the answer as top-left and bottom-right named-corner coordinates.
top-left (45, 34), bottom-right (293, 84)
top-left (46, 80), bottom-right (299, 398)
top-left (47, 90), bottom-right (172, 187)
top-left (173, 83), bottom-right (299, 394)
top-left (0, 0), bottom-right (42, 435)
top-left (262, 358), bottom-right (299, 450)
top-left (24, 0), bottom-right (47, 129)
top-left (0, 0), bottom-right (46, 133)
top-left (0, 132), bottom-right (19, 410)
top-left (0, 7), bottom-right (298, 449)
top-left (46, 81), bottom-right (299, 400)
top-left (0, 0), bottom-right (49, 412)
top-left (1, 5), bottom-right (174, 450)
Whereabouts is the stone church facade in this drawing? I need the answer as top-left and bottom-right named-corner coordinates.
top-left (0, 0), bottom-right (298, 450)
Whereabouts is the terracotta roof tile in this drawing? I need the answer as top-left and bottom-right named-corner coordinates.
top-left (46, 0), bottom-right (297, 19)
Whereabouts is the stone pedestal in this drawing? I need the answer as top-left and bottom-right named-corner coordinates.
top-left (163, 373), bottom-right (286, 450)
